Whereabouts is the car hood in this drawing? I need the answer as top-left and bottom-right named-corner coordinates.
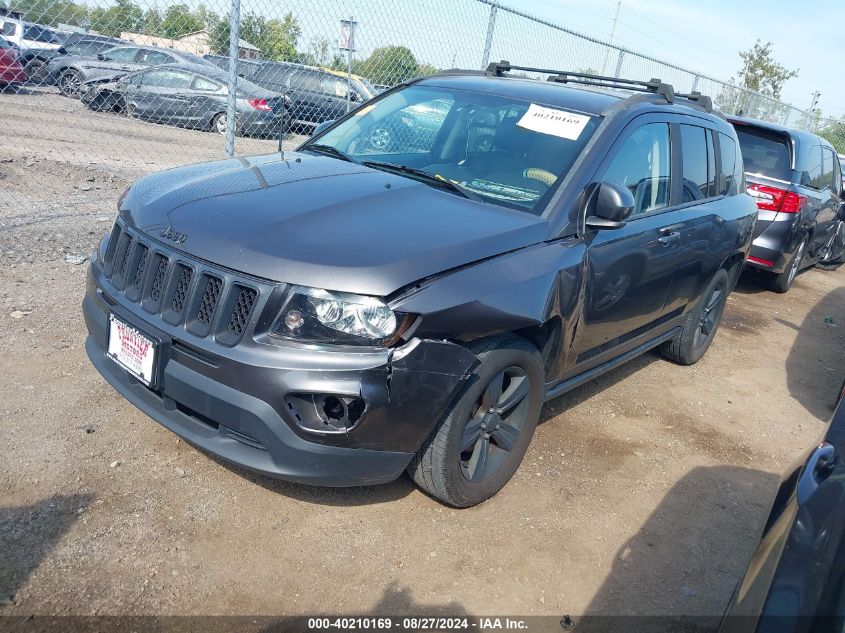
top-left (120, 152), bottom-right (549, 297)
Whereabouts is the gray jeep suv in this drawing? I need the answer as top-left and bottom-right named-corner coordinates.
top-left (83, 63), bottom-right (757, 507)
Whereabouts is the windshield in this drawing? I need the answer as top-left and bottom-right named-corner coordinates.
top-left (311, 85), bottom-right (599, 214)
top-left (23, 23), bottom-right (60, 44)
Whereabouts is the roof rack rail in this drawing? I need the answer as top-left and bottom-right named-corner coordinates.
top-left (675, 90), bottom-right (713, 112)
top-left (486, 60), bottom-right (676, 103)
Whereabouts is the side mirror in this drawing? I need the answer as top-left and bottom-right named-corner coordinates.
top-left (585, 181), bottom-right (636, 230)
top-left (311, 119), bottom-right (335, 137)
top-left (96, 52), bottom-right (105, 61)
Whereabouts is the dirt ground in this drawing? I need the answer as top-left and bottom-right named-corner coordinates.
top-left (1, 89), bottom-right (844, 621)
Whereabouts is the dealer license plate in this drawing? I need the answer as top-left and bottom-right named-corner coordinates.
top-left (107, 314), bottom-right (157, 386)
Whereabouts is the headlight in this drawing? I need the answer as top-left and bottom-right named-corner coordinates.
top-left (271, 287), bottom-right (411, 345)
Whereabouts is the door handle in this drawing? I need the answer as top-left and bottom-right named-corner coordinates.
top-left (797, 442), bottom-right (837, 505)
top-left (657, 231), bottom-right (681, 246)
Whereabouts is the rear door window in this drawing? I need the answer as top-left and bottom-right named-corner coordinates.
top-left (600, 122), bottom-right (671, 216)
top-left (104, 47), bottom-right (140, 63)
top-left (735, 126), bottom-right (792, 181)
top-left (718, 134), bottom-right (738, 196)
top-left (142, 69), bottom-right (193, 89)
top-left (803, 145), bottom-right (823, 189)
top-left (820, 147), bottom-right (836, 191)
top-left (193, 76), bottom-right (221, 91)
top-left (140, 50), bottom-right (176, 65)
top-left (680, 124), bottom-right (711, 202)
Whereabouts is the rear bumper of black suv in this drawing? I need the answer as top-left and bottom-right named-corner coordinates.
top-left (83, 263), bottom-right (478, 487)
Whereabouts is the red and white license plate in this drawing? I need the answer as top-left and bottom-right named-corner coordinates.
top-left (107, 314), bottom-right (157, 386)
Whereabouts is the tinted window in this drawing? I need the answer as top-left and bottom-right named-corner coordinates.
top-left (290, 71), bottom-right (322, 93)
top-left (803, 145), bottom-right (823, 189)
top-left (104, 47), bottom-right (139, 63)
top-left (821, 147), bottom-right (835, 191)
top-left (23, 24), bottom-right (58, 43)
top-left (193, 76), bottom-right (221, 91)
top-left (600, 122), bottom-right (671, 215)
top-left (255, 63), bottom-right (290, 86)
top-left (735, 126), bottom-right (791, 180)
top-left (680, 124), bottom-right (710, 202)
top-left (67, 40), bottom-right (112, 56)
top-left (2, 22), bottom-right (16, 36)
top-left (718, 134), bottom-right (737, 196)
top-left (322, 76), bottom-right (347, 98)
top-left (141, 70), bottom-right (192, 88)
top-left (140, 50), bottom-right (175, 65)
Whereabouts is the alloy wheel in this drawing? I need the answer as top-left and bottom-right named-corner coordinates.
top-left (460, 366), bottom-right (531, 483)
top-left (787, 240), bottom-right (806, 284)
top-left (60, 71), bottom-right (81, 97)
top-left (693, 282), bottom-right (725, 348)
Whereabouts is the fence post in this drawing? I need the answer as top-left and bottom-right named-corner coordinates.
top-left (613, 50), bottom-right (624, 78)
top-left (225, 0), bottom-right (241, 158)
top-left (480, 2), bottom-right (497, 70)
top-left (691, 75), bottom-right (699, 93)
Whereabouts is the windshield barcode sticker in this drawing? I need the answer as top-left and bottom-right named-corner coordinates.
top-left (516, 104), bottom-right (590, 140)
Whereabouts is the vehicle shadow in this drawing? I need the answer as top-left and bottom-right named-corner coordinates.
top-left (0, 493), bottom-right (94, 606)
top-left (730, 269), bottom-right (770, 295)
top-left (574, 465), bottom-right (778, 633)
top-left (783, 284), bottom-right (845, 421)
top-left (209, 455), bottom-right (417, 507)
top-left (540, 351), bottom-right (660, 424)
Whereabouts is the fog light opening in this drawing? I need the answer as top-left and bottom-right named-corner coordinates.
top-left (322, 396), bottom-right (346, 422)
top-left (346, 397), bottom-right (365, 424)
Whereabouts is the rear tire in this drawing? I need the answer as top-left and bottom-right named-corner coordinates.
top-left (767, 237), bottom-right (807, 293)
top-left (408, 334), bottom-right (544, 508)
top-left (660, 268), bottom-right (729, 366)
top-left (26, 58), bottom-right (47, 84)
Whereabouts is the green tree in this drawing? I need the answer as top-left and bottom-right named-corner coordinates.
top-left (89, 0), bottom-right (144, 37)
top-left (734, 39), bottom-right (798, 100)
top-left (11, 0), bottom-right (90, 28)
top-left (356, 46), bottom-right (418, 86)
top-left (156, 3), bottom-right (205, 38)
top-left (242, 12), bottom-right (300, 61)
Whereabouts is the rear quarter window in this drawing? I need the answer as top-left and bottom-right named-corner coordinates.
top-left (735, 126), bottom-right (792, 181)
top-left (718, 134), bottom-right (738, 196)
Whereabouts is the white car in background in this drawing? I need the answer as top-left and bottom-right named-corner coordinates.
top-left (0, 17), bottom-right (64, 52)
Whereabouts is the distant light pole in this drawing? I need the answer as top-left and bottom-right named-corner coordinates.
top-left (600, 0), bottom-right (622, 75)
top-left (339, 17), bottom-right (357, 113)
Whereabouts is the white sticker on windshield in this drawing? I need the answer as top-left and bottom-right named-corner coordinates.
top-left (516, 104), bottom-right (590, 140)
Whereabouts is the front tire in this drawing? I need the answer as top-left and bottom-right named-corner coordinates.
top-left (660, 268), bottom-right (729, 366)
top-left (58, 69), bottom-right (82, 98)
top-left (408, 334), bottom-right (544, 508)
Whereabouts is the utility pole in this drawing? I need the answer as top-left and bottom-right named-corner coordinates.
top-left (601, 0), bottom-right (622, 75)
top-left (808, 91), bottom-right (821, 132)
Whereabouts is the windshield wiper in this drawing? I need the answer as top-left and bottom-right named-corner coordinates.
top-left (304, 143), bottom-right (359, 164)
top-left (361, 161), bottom-right (482, 202)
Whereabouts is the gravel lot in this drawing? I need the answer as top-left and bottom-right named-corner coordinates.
top-left (1, 89), bottom-right (844, 622)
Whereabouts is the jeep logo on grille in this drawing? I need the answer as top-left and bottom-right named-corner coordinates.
top-left (160, 226), bottom-right (187, 244)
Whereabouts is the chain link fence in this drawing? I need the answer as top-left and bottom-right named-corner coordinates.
top-left (0, 0), bottom-right (840, 263)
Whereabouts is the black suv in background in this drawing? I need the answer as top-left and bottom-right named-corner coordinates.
top-left (83, 64), bottom-right (756, 507)
top-left (730, 117), bottom-right (845, 292)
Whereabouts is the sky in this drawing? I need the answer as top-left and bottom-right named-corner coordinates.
top-left (273, 0), bottom-right (840, 119)
top-left (514, 0), bottom-right (842, 118)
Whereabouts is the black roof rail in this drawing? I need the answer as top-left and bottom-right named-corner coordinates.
top-left (486, 60), bottom-right (675, 103)
top-left (675, 91), bottom-right (713, 112)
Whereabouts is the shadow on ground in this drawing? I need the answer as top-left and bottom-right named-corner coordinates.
top-left (574, 465), bottom-right (777, 632)
top-left (784, 284), bottom-right (845, 421)
top-left (0, 493), bottom-right (94, 606)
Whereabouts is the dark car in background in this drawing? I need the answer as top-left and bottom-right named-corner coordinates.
top-left (36, 33), bottom-right (123, 84)
top-left (54, 44), bottom-right (214, 97)
top-left (82, 64), bottom-right (756, 507)
top-left (202, 53), bottom-right (265, 82)
top-left (721, 384), bottom-right (845, 631)
top-left (249, 62), bottom-right (375, 132)
top-left (730, 117), bottom-right (845, 291)
top-left (80, 63), bottom-right (287, 137)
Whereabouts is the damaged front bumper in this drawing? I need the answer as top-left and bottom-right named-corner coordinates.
top-left (83, 268), bottom-right (478, 486)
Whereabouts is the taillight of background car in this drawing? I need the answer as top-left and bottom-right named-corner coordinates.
top-left (247, 98), bottom-right (271, 111)
top-left (747, 183), bottom-right (808, 214)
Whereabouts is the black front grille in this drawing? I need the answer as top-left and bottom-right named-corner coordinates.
top-left (102, 223), bottom-right (265, 346)
top-left (149, 256), bottom-right (168, 305)
top-left (227, 286), bottom-right (258, 336)
top-left (171, 265), bottom-right (193, 314)
top-left (197, 276), bottom-right (222, 326)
